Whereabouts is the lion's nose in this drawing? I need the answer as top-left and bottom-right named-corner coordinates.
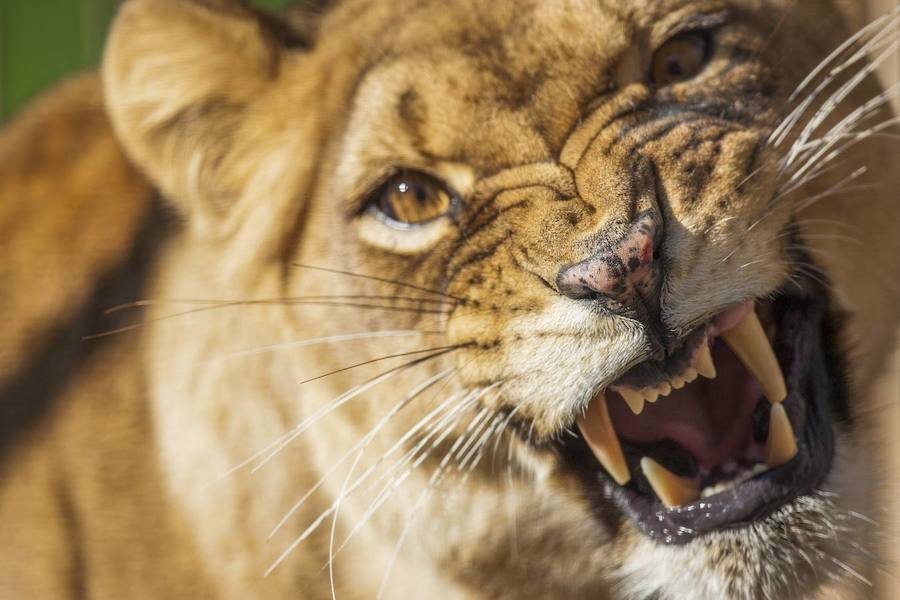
top-left (556, 213), bottom-right (659, 301)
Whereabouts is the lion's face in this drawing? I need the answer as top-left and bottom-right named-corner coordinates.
top-left (104, 0), bottom-right (900, 597)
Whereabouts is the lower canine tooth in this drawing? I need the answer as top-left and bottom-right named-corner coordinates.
top-left (617, 387), bottom-right (646, 415)
top-left (577, 393), bottom-right (631, 485)
top-left (765, 404), bottom-right (798, 467)
top-left (640, 457), bottom-right (700, 508)
top-left (695, 344), bottom-right (717, 379)
top-left (720, 308), bottom-right (787, 404)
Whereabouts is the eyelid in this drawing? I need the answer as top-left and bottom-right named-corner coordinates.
top-left (653, 9), bottom-right (731, 47)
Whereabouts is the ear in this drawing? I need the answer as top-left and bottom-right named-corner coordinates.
top-left (102, 0), bottom-right (293, 230)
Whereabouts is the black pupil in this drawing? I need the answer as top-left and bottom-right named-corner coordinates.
top-left (666, 55), bottom-right (685, 77)
top-left (398, 181), bottom-right (429, 204)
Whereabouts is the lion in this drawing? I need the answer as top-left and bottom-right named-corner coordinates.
top-left (0, 0), bottom-right (898, 598)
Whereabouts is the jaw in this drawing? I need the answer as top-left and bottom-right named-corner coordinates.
top-left (609, 431), bottom-right (873, 600)
top-left (492, 270), bottom-right (885, 598)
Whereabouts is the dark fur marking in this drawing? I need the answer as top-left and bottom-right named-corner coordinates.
top-left (0, 198), bottom-right (172, 463)
top-left (446, 234), bottom-right (509, 284)
top-left (58, 481), bottom-right (87, 599)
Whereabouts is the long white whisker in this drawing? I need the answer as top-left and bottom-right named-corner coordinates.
top-left (265, 368), bottom-right (455, 538)
top-left (784, 83), bottom-right (900, 184)
top-left (324, 400), bottom-right (480, 564)
top-left (263, 392), bottom-right (470, 578)
top-left (201, 330), bottom-right (425, 364)
top-left (253, 349), bottom-right (456, 473)
top-left (783, 37), bottom-right (900, 171)
top-left (326, 384), bottom-right (502, 564)
top-left (772, 9), bottom-right (900, 148)
top-left (328, 440), bottom-right (365, 600)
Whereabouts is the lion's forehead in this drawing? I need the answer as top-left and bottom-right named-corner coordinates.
top-left (336, 0), bottom-right (792, 175)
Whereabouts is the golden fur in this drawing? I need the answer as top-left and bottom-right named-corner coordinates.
top-left (1, 0), bottom-right (898, 598)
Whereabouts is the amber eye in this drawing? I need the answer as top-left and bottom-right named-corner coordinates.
top-left (373, 171), bottom-right (455, 226)
top-left (651, 32), bottom-right (711, 86)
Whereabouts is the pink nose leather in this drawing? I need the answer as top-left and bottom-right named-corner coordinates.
top-left (556, 214), bottom-right (658, 300)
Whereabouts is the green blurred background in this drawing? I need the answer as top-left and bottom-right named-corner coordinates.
top-left (0, 0), bottom-right (296, 120)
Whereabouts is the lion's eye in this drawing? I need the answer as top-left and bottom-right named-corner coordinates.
top-left (374, 171), bottom-right (455, 226)
top-left (651, 32), bottom-right (711, 86)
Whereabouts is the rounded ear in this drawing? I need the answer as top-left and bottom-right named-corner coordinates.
top-left (102, 0), bottom-right (285, 225)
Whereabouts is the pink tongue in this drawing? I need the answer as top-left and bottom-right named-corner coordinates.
top-left (608, 341), bottom-right (762, 470)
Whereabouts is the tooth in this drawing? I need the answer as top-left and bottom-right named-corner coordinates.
top-left (683, 368), bottom-right (698, 384)
top-left (640, 457), bottom-right (700, 508)
top-left (645, 388), bottom-right (660, 403)
top-left (764, 404), bottom-right (798, 468)
top-left (720, 309), bottom-right (787, 404)
top-left (671, 376), bottom-right (686, 390)
top-left (695, 344), bottom-right (717, 379)
top-left (657, 382), bottom-right (673, 398)
top-left (617, 387), bottom-right (646, 415)
top-left (577, 393), bottom-right (631, 485)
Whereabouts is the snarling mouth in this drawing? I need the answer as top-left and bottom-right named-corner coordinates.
top-left (559, 280), bottom-right (844, 543)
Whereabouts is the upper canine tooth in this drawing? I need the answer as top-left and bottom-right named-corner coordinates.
top-left (720, 308), bottom-right (787, 404)
top-left (577, 392), bottom-right (631, 485)
top-left (617, 387), bottom-right (646, 415)
top-left (640, 457), bottom-right (700, 508)
top-left (694, 343), bottom-right (717, 379)
top-left (764, 404), bottom-right (798, 468)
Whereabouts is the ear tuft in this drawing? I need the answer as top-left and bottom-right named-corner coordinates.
top-left (102, 0), bottom-right (282, 218)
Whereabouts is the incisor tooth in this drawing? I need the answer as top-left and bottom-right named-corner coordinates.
top-left (720, 309), bottom-right (787, 404)
top-left (765, 404), bottom-right (798, 467)
top-left (577, 393), bottom-right (631, 485)
top-left (695, 344), bottom-right (717, 379)
top-left (671, 377), bottom-right (686, 390)
top-left (617, 387), bottom-right (646, 415)
top-left (657, 382), bottom-right (673, 398)
top-left (645, 388), bottom-right (661, 403)
top-left (683, 368), bottom-right (698, 384)
top-left (640, 457), bottom-right (700, 508)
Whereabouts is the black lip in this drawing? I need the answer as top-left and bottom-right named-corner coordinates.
top-left (557, 280), bottom-right (846, 543)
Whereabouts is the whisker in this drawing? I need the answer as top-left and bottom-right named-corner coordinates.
top-left (267, 389), bottom-right (482, 576)
top-left (328, 436), bottom-right (365, 600)
top-left (85, 300), bottom-right (449, 340)
top-left (270, 385), bottom-right (483, 540)
top-left (200, 330), bottom-right (433, 364)
top-left (783, 42), bottom-right (900, 177)
top-left (253, 348), bottom-right (460, 473)
top-left (265, 368), bottom-right (456, 538)
top-left (772, 9), bottom-right (900, 149)
top-left (325, 384), bottom-right (502, 565)
top-left (104, 294), bottom-right (455, 315)
top-left (292, 263), bottom-right (469, 303)
top-left (296, 344), bottom-right (465, 387)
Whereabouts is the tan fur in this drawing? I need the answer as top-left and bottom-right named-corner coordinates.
top-left (1, 0), bottom-right (898, 598)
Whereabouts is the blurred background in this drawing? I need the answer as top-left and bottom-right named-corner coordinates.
top-left (0, 0), bottom-right (296, 120)
top-left (0, 0), bottom-right (897, 597)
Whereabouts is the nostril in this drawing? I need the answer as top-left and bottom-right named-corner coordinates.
top-left (556, 272), bottom-right (609, 301)
top-left (556, 212), bottom-right (661, 302)
top-left (556, 256), bottom-right (624, 300)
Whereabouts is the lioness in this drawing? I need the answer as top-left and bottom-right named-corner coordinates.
top-left (1, 0), bottom-right (898, 598)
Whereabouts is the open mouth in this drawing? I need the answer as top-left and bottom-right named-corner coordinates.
top-left (559, 279), bottom-right (845, 543)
